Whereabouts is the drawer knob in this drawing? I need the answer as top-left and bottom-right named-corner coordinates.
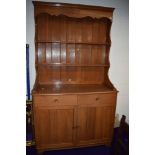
top-left (96, 97), bottom-right (100, 101)
top-left (54, 99), bottom-right (59, 102)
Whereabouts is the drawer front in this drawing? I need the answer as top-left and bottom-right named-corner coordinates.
top-left (33, 95), bottom-right (77, 106)
top-left (78, 93), bottom-right (116, 106)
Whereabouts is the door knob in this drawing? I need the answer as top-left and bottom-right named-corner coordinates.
top-left (54, 99), bottom-right (58, 102)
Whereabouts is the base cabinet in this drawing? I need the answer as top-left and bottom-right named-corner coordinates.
top-left (33, 93), bottom-right (117, 153)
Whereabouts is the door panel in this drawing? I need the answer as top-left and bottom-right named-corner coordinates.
top-left (34, 106), bottom-right (75, 148)
top-left (77, 105), bottom-right (115, 145)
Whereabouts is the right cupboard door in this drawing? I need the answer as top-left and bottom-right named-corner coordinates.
top-left (77, 104), bottom-right (115, 146)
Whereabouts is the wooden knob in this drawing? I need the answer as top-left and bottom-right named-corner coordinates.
top-left (96, 97), bottom-right (99, 101)
top-left (54, 99), bottom-right (58, 102)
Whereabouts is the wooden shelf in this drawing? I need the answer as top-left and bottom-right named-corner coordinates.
top-left (37, 63), bottom-right (110, 67)
top-left (36, 41), bottom-right (110, 46)
top-left (33, 84), bottom-right (115, 94)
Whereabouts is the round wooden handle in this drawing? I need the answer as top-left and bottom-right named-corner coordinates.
top-left (96, 97), bottom-right (100, 101)
top-left (54, 99), bottom-right (58, 102)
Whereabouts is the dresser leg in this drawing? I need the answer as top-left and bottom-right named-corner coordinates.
top-left (105, 141), bottom-right (111, 147)
top-left (37, 149), bottom-right (44, 154)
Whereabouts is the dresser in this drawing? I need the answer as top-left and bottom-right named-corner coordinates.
top-left (32, 1), bottom-right (118, 154)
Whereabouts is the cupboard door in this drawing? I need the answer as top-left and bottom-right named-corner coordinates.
top-left (77, 105), bottom-right (115, 146)
top-left (34, 105), bottom-right (75, 149)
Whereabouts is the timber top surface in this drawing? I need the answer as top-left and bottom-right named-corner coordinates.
top-left (33, 84), bottom-right (117, 95)
top-left (33, 1), bottom-right (115, 11)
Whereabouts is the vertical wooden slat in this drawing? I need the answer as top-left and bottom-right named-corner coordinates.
top-left (91, 45), bottom-right (98, 64)
top-left (52, 16), bottom-right (60, 41)
top-left (75, 44), bottom-right (81, 65)
top-left (51, 43), bottom-right (60, 63)
top-left (81, 18), bottom-right (92, 43)
top-left (38, 66), bottom-right (61, 84)
top-left (92, 21), bottom-right (99, 43)
top-left (75, 20), bottom-right (82, 43)
top-left (37, 43), bottom-right (42, 63)
top-left (37, 14), bottom-right (49, 41)
top-left (98, 20), bottom-right (107, 43)
top-left (49, 109), bottom-right (57, 143)
top-left (38, 109), bottom-right (50, 146)
top-left (80, 45), bottom-right (91, 64)
top-left (80, 67), bottom-right (104, 84)
top-left (49, 66), bottom-right (60, 83)
top-left (60, 16), bottom-right (67, 42)
top-left (67, 19), bottom-right (75, 42)
top-left (105, 45), bottom-right (110, 64)
top-left (48, 15), bottom-right (53, 41)
top-left (61, 67), bottom-right (80, 84)
top-left (97, 45), bottom-right (106, 64)
top-left (95, 107), bottom-right (104, 139)
top-left (45, 43), bottom-right (52, 63)
top-left (38, 43), bottom-right (46, 63)
top-left (60, 43), bottom-right (66, 63)
top-left (73, 106), bottom-right (78, 145)
top-left (66, 44), bottom-right (75, 64)
top-left (42, 43), bottom-right (46, 63)
top-left (91, 45), bottom-right (106, 65)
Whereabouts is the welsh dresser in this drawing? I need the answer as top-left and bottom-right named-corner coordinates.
top-left (32, 1), bottom-right (118, 154)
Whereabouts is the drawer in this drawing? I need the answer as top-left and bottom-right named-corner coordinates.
top-left (77, 93), bottom-right (116, 106)
top-left (33, 95), bottom-right (77, 106)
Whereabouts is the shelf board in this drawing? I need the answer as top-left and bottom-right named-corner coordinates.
top-left (36, 41), bottom-right (110, 45)
top-left (37, 63), bottom-right (110, 67)
top-left (33, 84), bottom-right (115, 94)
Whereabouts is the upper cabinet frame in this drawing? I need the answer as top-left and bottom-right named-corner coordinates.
top-left (33, 1), bottom-right (114, 20)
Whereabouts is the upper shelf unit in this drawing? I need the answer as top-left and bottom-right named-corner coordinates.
top-left (36, 42), bottom-right (110, 66)
top-left (33, 2), bottom-right (114, 86)
top-left (35, 14), bottom-right (112, 44)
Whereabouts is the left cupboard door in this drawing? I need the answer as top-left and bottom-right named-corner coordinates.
top-left (34, 105), bottom-right (76, 150)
